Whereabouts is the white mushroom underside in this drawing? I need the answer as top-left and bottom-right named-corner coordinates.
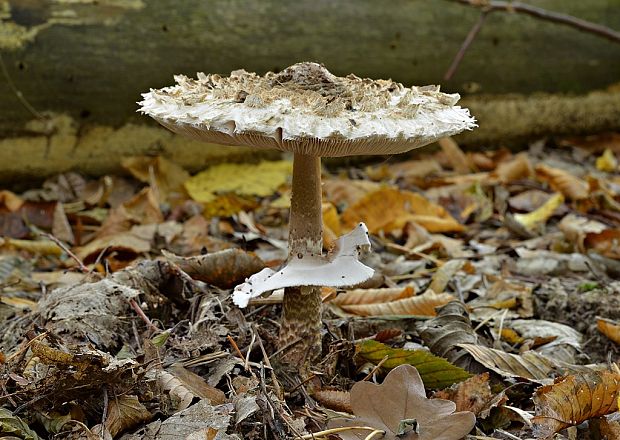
top-left (141, 93), bottom-right (475, 157)
top-left (233, 223), bottom-right (374, 308)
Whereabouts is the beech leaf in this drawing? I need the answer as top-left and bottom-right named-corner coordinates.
top-left (356, 340), bottom-right (471, 389)
top-left (327, 365), bottom-right (475, 440)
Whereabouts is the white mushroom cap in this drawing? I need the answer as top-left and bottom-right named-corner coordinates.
top-left (139, 62), bottom-right (475, 157)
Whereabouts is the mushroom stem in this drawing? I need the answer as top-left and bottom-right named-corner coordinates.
top-left (280, 153), bottom-right (323, 365)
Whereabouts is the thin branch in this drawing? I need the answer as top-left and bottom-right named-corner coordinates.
top-left (444, 12), bottom-right (488, 80)
top-left (453, 0), bottom-right (620, 43)
top-left (445, 0), bottom-right (620, 80)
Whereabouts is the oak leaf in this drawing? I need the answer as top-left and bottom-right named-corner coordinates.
top-left (327, 365), bottom-right (475, 440)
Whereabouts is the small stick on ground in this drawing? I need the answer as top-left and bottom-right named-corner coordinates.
top-left (41, 232), bottom-right (97, 277)
top-left (362, 355), bottom-right (389, 382)
top-left (129, 299), bottom-right (159, 332)
top-left (227, 335), bottom-right (245, 360)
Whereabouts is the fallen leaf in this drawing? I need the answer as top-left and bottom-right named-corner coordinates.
top-left (532, 370), bottom-right (620, 439)
top-left (312, 389), bottom-right (352, 413)
top-left (535, 164), bottom-right (589, 200)
top-left (339, 290), bottom-right (455, 317)
top-left (419, 301), bottom-right (479, 370)
top-left (331, 285), bottom-right (416, 306)
top-left (456, 344), bottom-right (594, 382)
top-left (490, 153), bottom-right (533, 183)
top-left (0, 407), bottom-right (42, 440)
top-left (323, 178), bottom-right (382, 208)
top-left (341, 187), bottom-right (463, 234)
top-left (183, 161), bottom-right (292, 217)
top-left (597, 317), bottom-right (620, 345)
top-left (595, 148), bottom-right (618, 172)
top-left (513, 193), bottom-right (564, 230)
top-left (356, 340), bottom-right (471, 389)
top-left (438, 137), bottom-right (471, 174)
top-left (122, 156), bottom-right (190, 202)
top-left (433, 373), bottom-right (492, 415)
top-left (327, 365), bottom-right (476, 440)
top-left (162, 248), bottom-right (265, 289)
top-left (105, 395), bottom-right (152, 437)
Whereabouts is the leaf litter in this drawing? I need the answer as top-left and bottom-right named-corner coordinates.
top-left (2, 136), bottom-right (620, 439)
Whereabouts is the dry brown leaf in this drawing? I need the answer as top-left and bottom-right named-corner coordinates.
top-left (322, 202), bottom-right (341, 249)
top-left (532, 370), bottom-right (620, 439)
top-left (162, 248), bottom-right (265, 289)
top-left (167, 364), bottom-right (227, 405)
top-left (341, 187), bottom-right (463, 234)
top-left (432, 373), bottom-right (492, 415)
top-left (121, 156), bottom-right (190, 202)
top-left (104, 395), bottom-right (151, 437)
top-left (419, 301), bottom-right (478, 370)
top-left (340, 290), bottom-right (455, 316)
top-left (490, 153), bottom-right (533, 183)
top-left (331, 285), bottom-right (416, 306)
top-left (599, 418), bottom-right (620, 439)
top-left (428, 260), bottom-right (467, 294)
top-left (597, 317), bottom-right (620, 345)
top-left (312, 389), bottom-right (352, 413)
top-left (323, 178), bottom-right (382, 208)
top-left (96, 187), bottom-right (163, 239)
top-left (438, 137), bottom-right (471, 174)
top-left (535, 164), bottom-right (589, 200)
top-left (584, 229), bottom-right (620, 259)
top-left (327, 364), bottom-right (475, 440)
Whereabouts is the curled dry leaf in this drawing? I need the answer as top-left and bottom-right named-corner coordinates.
top-left (597, 317), bottom-right (620, 345)
top-left (419, 301), bottom-right (479, 371)
top-left (438, 137), bottom-right (471, 174)
top-left (457, 344), bottom-right (594, 382)
top-left (312, 389), bottom-right (352, 413)
top-left (162, 248), bottom-right (265, 289)
top-left (327, 365), bottom-right (476, 440)
top-left (341, 187), bottom-right (464, 234)
top-left (513, 193), bottom-right (564, 231)
top-left (356, 340), bottom-right (471, 389)
top-left (339, 290), bottom-right (455, 317)
top-left (532, 370), bottom-right (620, 439)
top-left (331, 285), bottom-right (416, 306)
top-left (535, 164), bottom-right (589, 200)
top-left (490, 153), bottom-right (533, 183)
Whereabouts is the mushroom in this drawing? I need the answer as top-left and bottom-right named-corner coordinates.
top-left (139, 62), bottom-right (475, 366)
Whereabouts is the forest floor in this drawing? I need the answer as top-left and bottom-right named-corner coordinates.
top-left (2, 134), bottom-right (620, 440)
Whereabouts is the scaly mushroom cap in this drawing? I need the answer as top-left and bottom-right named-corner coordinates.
top-left (139, 62), bottom-right (475, 157)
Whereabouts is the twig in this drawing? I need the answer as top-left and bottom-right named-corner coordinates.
top-left (227, 335), bottom-right (245, 360)
top-left (362, 355), bottom-right (389, 382)
top-left (445, 0), bottom-right (620, 79)
top-left (454, 0), bottom-right (620, 42)
top-left (300, 426), bottom-right (385, 440)
top-left (41, 232), bottom-right (96, 276)
top-left (244, 329), bottom-right (257, 371)
top-left (444, 12), bottom-right (488, 80)
top-left (253, 324), bottom-right (283, 399)
top-left (129, 299), bottom-right (159, 332)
